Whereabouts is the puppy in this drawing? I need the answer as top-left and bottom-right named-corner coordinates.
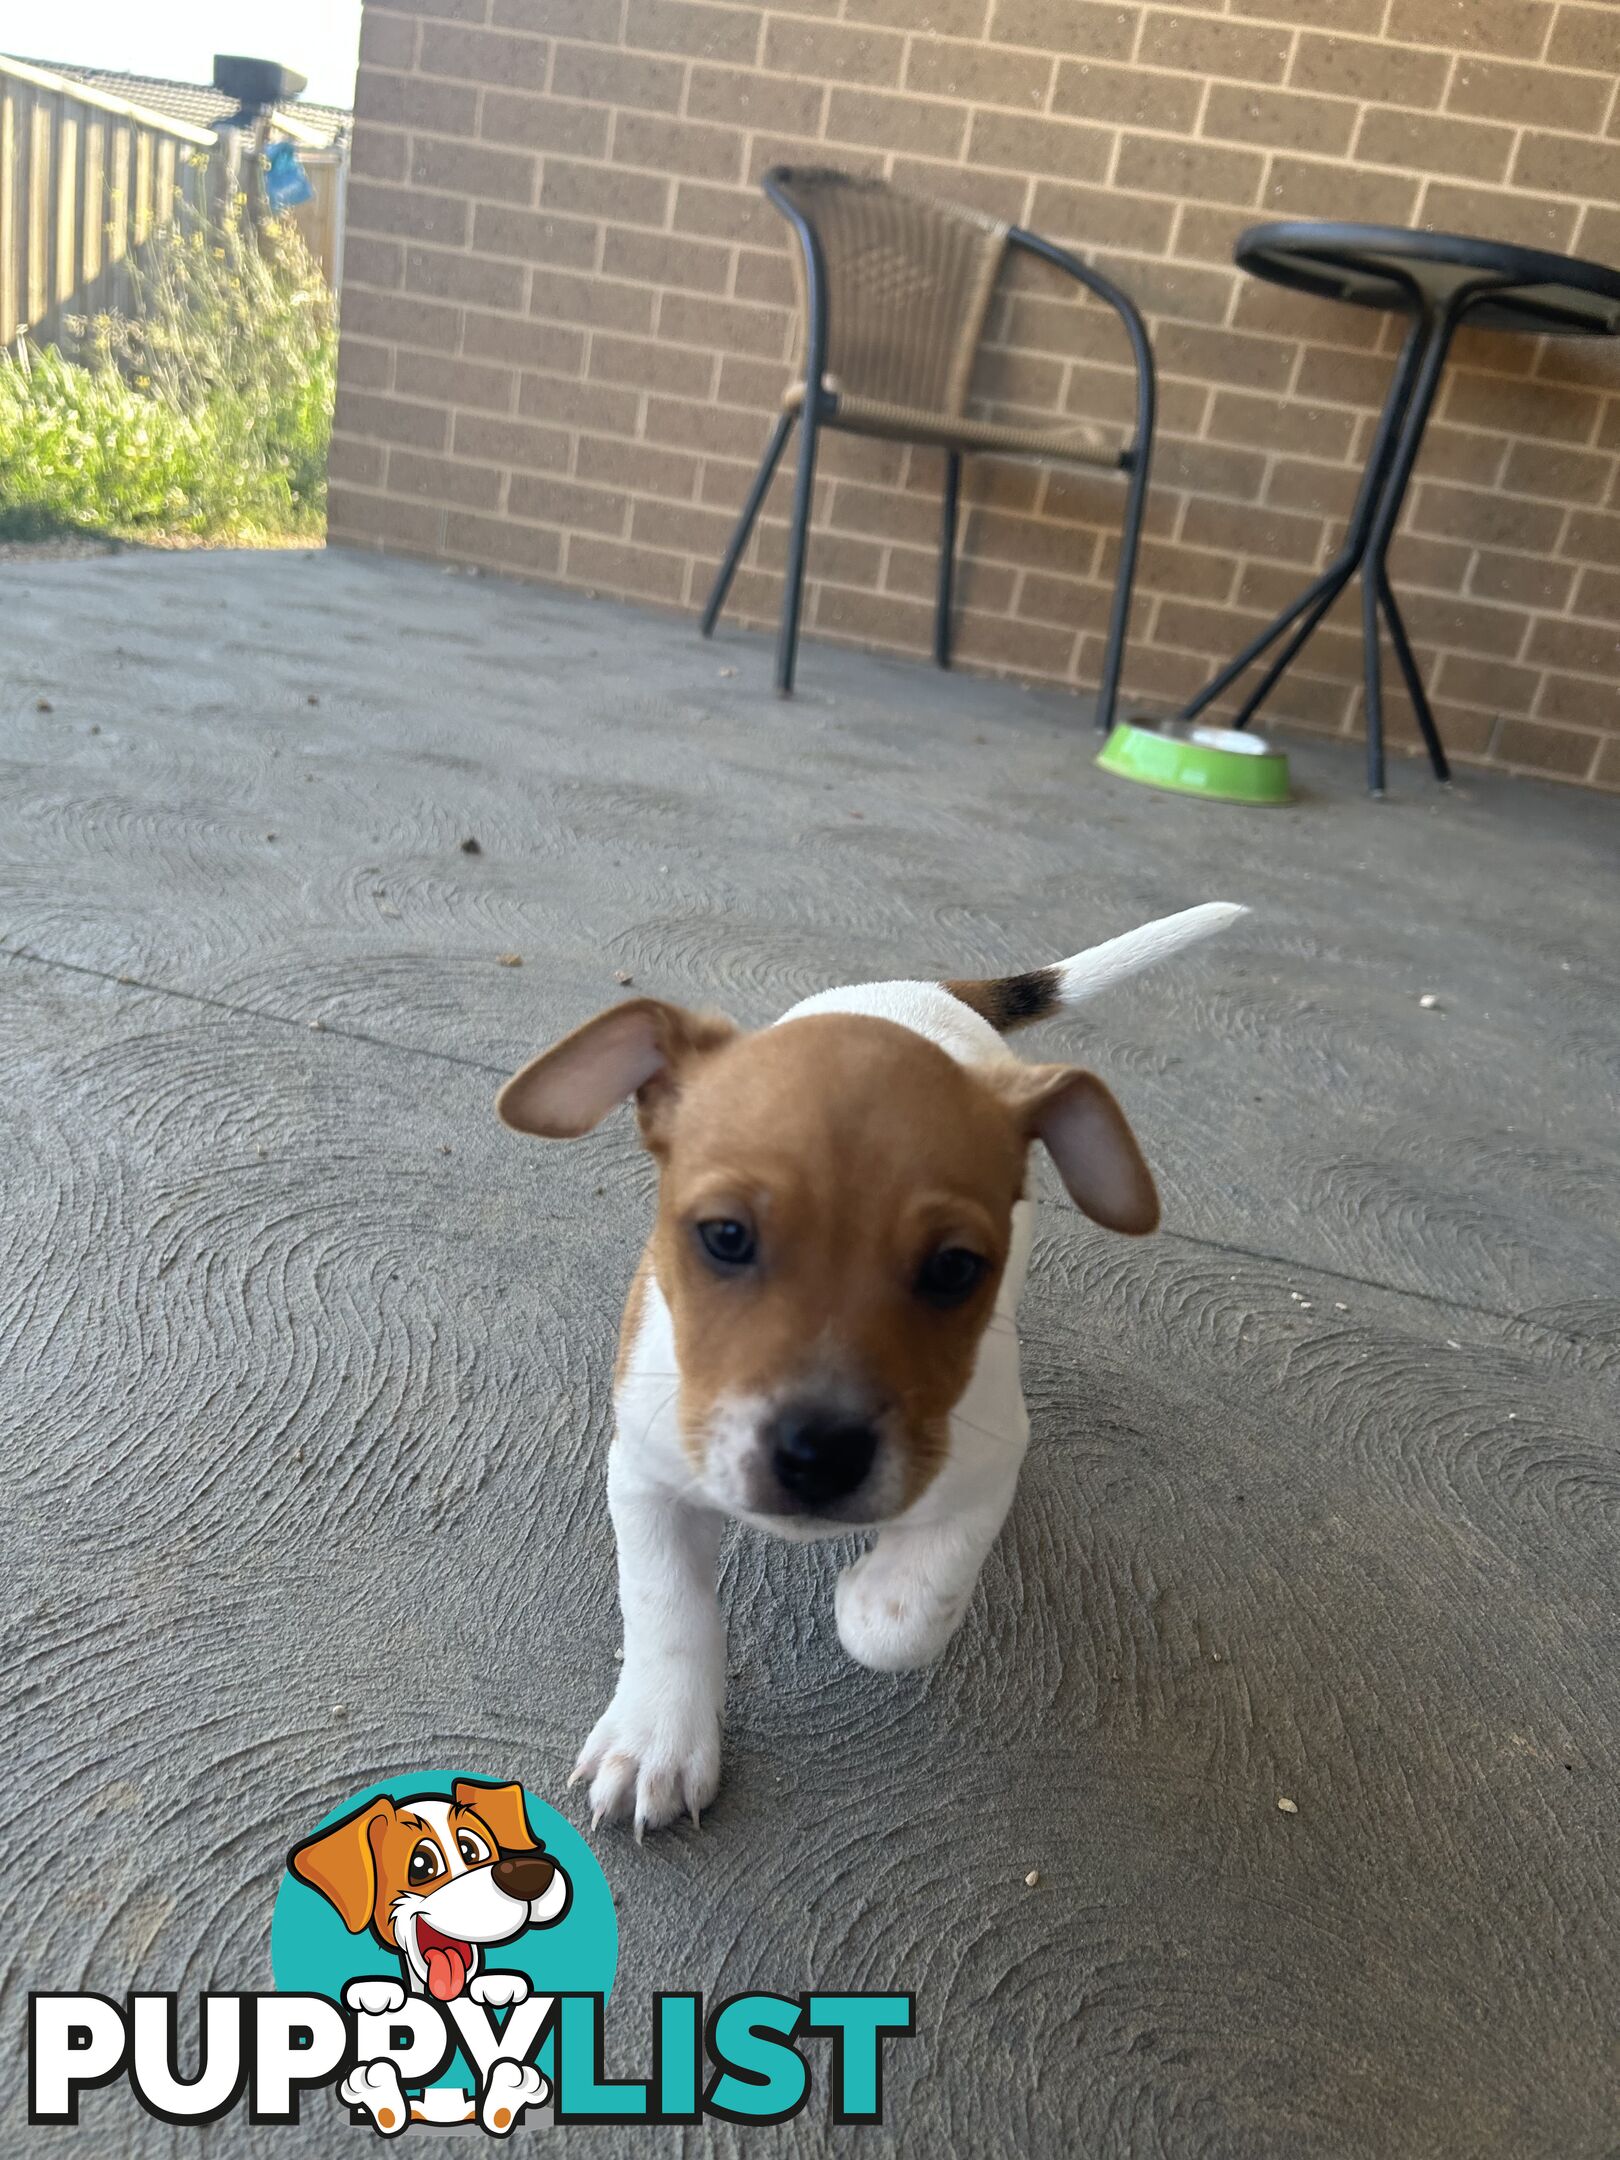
top-left (498, 904), bottom-right (1243, 1835)
top-left (289, 1778), bottom-right (571, 2000)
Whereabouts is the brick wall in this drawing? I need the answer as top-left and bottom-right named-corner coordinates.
top-left (331, 0), bottom-right (1620, 791)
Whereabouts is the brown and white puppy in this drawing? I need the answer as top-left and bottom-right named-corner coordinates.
top-left (498, 905), bottom-right (1244, 1835)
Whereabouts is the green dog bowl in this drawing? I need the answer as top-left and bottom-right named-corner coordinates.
top-left (1098, 720), bottom-right (1291, 805)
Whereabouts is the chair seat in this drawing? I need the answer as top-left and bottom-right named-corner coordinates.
top-left (783, 380), bottom-right (1122, 468)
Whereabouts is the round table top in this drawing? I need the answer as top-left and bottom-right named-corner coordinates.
top-left (1236, 220), bottom-right (1620, 337)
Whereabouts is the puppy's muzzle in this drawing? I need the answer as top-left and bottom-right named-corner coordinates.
top-left (764, 1403), bottom-right (879, 1510)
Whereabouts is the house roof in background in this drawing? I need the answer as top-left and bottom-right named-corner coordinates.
top-left (14, 59), bottom-right (350, 146)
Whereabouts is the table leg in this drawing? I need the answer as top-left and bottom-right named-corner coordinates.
top-left (1357, 301), bottom-right (1459, 793)
top-left (1178, 313), bottom-right (1428, 731)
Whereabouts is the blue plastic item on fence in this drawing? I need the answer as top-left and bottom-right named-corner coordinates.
top-left (265, 141), bottom-right (314, 211)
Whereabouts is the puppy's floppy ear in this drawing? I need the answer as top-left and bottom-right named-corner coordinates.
top-left (453, 1778), bottom-right (536, 1855)
top-left (496, 997), bottom-right (737, 1144)
top-left (288, 1797), bottom-right (395, 1933)
top-left (990, 1063), bottom-right (1158, 1235)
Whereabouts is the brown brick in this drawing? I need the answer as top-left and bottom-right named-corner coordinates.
top-left (1208, 392), bottom-right (1357, 461)
top-left (1158, 322), bottom-right (1295, 394)
top-left (1203, 85), bottom-right (1357, 157)
top-left (1182, 497), bottom-right (1328, 565)
top-left (1595, 737), bottom-right (1620, 790)
top-left (552, 44), bottom-right (684, 112)
top-left (885, 158), bottom-right (1026, 220)
top-left (1536, 666), bottom-right (1619, 725)
top-left (461, 312), bottom-right (584, 372)
top-left (394, 350), bottom-right (517, 413)
top-left (733, 248), bottom-right (795, 307)
top-left (1495, 717), bottom-right (1602, 776)
top-left (1562, 506), bottom-right (1620, 565)
top-left (1290, 33), bottom-right (1451, 108)
top-left (1356, 105), bottom-right (1515, 183)
top-left (602, 227), bottom-right (732, 293)
top-left (967, 109), bottom-right (1112, 178)
top-left (1546, 2), bottom-right (1617, 69)
top-left (953, 609), bottom-right (1081, 676)
top-left (1449, 55), bottom-right (1612, 131)
top-left (452, 410), bottom-right (572, 470)
top-left (1157, 436), bottom-right (1268, 501)
top-left (1295, 345), bottom-right (1392, 410)
top-left (510, 475), bottom-right (628, 532)
top-left (888, 546), bottom-right (1015, 609)
top-left (388, 448), bottom-right (504, 508)
top-left (1572, 564), bottom-right (1620, 622)
top-left (373, 0), bottom-right (487, 21)
top-left (532, 266), bottom-right (655, 333)
top-left (828, 88), bottom-right (968, 160)
top-left (405, 245), bottom-right (526, 309)
top-left (1437, 650), bottom-right (1541, 712)
top-left (521, 371), bottom-right (642, 432)
top-left (1443, 368), bottom-right (1601, 443)
top-left (418, 21), bottom-right (549, 89)
top-left (1419, 179), bottom-right (1578, 251)
top-left (1470, 548), bottom-right (1577, 609)
top-left (335, 388), bottom-right (450, 451)
top-left (1402, 589), bottom-right (1531, 658)
top-left (577, 435), bottom-right (699, 497)
top-left (349, 179), bottom-right (472, 248)
top-left (850, 0), bottom-right (988, 33)
top-left (542, 158), bottom-right (669, 225)
top-left (595, 332), bottom-right (715, 395)
top-left (1235, 0), bottom-right (1384, 27)
top-left (479, 93), bottom-right (610, 158)
top-left (343, 287), bottom-right (462, 354)
top-left (351, 124), bottom-right (409, 185)
top-left (988, 0), bottom-right (1137, 58)
top-left (329, 486), bottom-right (443, 552)
top-left (1116, 135), bottom-right (1265, 208)
top-left (473, 202), bottom-right (599, 266)
top-left (1387, 0), bottom-right (1551, 57)
top-left (1384, 532), bottom-right (1472, 592)
top-left (360, 72), bottom-right (482, 137)
top-left (1025, 180), bottom-right (1174, 255)
top-left (687, 66), bottom-right (824, 133)
top-left (613, 111), bottom-right (743, 184)
top-left (629, 495), bottom-right (739, 555)
top-left (1264, 154), bottom-right (1421, 225)
top-left (913, 37), bottom-right (1052, 111)
top-left (1514, 130), bottom-right (1620, 203)
top-left (330, 435), bottom-right (387, 487)
top-left (1139, 11), bottom-right (1290, 82)
top-left (567, 534), bottom-right (689, 601)
top-left (359, 10), bottom-right (419, 71)
top-left (1265, 457), bottom-right (1359, 520)
top-left (443, 510), bottom-right (563, 575)
top-left (623, 0), bottom-right (761, 61)
top-left (1413, 480), bottom-right (1565, 552)
top-left (761, 17), bottom-right (903, 87)
top-left (344, 235), bottom-right (404, 291)
top-left (339, 337), bottom-right (394, 393)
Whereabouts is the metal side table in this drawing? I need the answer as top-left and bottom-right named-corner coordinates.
top-left (1176, 222), bottom-right (1620, 795)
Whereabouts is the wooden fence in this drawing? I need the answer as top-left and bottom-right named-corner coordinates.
top-left (0, 54), bottom-right (345, 352)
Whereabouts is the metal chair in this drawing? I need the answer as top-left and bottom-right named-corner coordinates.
top-left (700, 166), bottom-right (1156, 728)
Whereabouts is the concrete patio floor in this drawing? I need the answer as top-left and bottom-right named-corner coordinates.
top-left (4, 547), bottom-right (1617, 2158)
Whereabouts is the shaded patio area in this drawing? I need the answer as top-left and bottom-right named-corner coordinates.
top-left (4, 547), bottom-right (1617, 2156)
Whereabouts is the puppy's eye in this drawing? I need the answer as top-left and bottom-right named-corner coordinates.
top-left (407, 1840), bottom-right (442, 1885)
top-left (916, 1247), bottom-right (986, 1306)
top-left (456, 1831), bottom-right (490, 1866)
top-left (697, 1218), bottom-right (756, 1267)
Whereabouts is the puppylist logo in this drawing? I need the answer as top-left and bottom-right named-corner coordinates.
top-left (28, 1771), bottom-right (914, 2135)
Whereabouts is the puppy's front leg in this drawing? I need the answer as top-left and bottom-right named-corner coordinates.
top-left (572, 1446), bottom-right (725, 1836)
top-left (836, 1478), bottom-right (1018, 1674)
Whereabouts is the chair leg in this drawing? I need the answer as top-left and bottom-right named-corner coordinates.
top-left (1378, 571), bottom-right (1449, 782)
top-left (935, 451), bottom-right (961, 670)
top-left (700, 412), bottom-right (794, 638)
top-left (1095, 449), bottom-right (1148, 734)
top-left (775, 400), bottom-right (820, 697)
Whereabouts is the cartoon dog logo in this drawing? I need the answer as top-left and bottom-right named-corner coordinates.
top-left (289, 1778), bottom-right (572, 2133)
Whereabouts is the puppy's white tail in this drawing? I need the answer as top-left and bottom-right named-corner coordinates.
top-left (944, 902), bottom-right (1246, 1032)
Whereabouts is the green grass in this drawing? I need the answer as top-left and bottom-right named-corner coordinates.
top-left (0, 197), bottom-right (335, 544)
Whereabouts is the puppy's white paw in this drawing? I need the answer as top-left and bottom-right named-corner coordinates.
top-left (341, 2059), bottom-right (409, 2136)
top-left (469, 1970), bottom-right (530, 2009)
top-left (571, 1665), bottom-right (721, 1835)
top-left (481, 2060), bottom-right (548, 2135)
top-left (343, 1978), bottom-right (406, 2018)
top-left (836, 1552), bottom-right (969, 1672)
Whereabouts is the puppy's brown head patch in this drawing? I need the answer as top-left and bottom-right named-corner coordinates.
top-left (499, 1001), bottom-right (1155, 1522)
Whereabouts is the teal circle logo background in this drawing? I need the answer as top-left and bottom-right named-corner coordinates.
top-left (270, 1772), bottom-right (616, 2080)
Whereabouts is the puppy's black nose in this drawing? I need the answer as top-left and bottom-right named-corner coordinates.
top-left (767, 1406), bottom-right (878, 1508)
top-left (492, 1852), bottom-right (555, 1901)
